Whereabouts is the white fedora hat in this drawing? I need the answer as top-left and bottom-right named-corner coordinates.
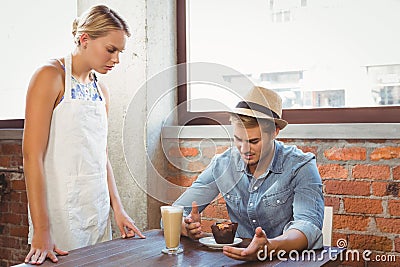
top-left (232, 86), bottom-right (288, 129)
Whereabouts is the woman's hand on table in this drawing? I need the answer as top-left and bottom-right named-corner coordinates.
top-left (114, 209), bottom-right (146, 239)
top-left (25, 230), bottom-right (68, 265)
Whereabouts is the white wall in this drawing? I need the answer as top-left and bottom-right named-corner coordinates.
top-left (0, 0), bottom-right (76, 119)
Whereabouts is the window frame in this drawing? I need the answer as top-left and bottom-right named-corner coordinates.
top-left (0, 119), bottom-right (24, 129)
top-left (176, 0), bottom-right (400, 126)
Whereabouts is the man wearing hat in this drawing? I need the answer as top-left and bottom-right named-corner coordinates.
top-left (173, 86), bottom-right (324, 261)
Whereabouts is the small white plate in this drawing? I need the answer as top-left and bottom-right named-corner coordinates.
top-left (199, 237), bottom-right (243, 249)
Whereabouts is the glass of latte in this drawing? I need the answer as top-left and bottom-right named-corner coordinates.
top-left (161, 205), bottom-right (184, 254)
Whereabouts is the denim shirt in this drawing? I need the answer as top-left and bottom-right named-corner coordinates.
top-left (173, 140), bottom-right (324, 249)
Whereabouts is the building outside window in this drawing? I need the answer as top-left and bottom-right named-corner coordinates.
top-left (368, 64), bottom-right (400, 105)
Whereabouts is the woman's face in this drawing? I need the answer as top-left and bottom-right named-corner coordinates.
top-left (85, 30), bottom-right (127, 74)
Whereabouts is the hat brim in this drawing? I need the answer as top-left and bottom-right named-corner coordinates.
top-left (230, 108), bottom-right (288, 129)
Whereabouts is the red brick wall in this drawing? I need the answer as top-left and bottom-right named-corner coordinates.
top-left (0, 140), bottom-right (28, 267)
top-left (164, 138), bottom-right (400, 266)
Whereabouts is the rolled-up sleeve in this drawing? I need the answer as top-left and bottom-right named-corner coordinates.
top-left (283, 219), bottom-right (323, 249)
top-left (289, 158), bottom-right (324, 249)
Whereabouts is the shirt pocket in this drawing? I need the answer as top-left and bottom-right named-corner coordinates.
top-left (224, 192), bottom-right (243, 218)
top-left (261, 188), bottom-right (293, 225)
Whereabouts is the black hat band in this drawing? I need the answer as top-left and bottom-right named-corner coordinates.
top-left (235, 101), bottom-right (280, 119)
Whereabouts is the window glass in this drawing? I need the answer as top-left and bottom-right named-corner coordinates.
top-left (0, 0), bottom-right (76, 120)
top-left (186, 0), bottom-right (400, 112)
top-left (368, 65), bottom-right (400, 105)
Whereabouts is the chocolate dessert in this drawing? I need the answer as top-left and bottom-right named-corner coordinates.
top-left (211, 222), bottom-right (238, 244)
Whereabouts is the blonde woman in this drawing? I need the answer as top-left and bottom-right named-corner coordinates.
top-left (23, 5), bottom-right (144, 265)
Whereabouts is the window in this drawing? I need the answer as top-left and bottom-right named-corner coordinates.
top-left (368, 64), bottom-right (400, 105)
top-left (0, 1), bottom-right (76, 127)
top-left (177, 0), bottom-right (400, 125)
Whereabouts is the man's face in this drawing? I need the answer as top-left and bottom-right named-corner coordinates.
top-left (233, 124), bottom-right (277, 168)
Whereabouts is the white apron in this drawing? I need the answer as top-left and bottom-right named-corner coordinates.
top-left (28, 54), bottom-right (112, 250)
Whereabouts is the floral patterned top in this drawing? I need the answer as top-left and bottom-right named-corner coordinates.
top-left (58, 59), bottom-right (102, 102)
top-left (70, 76), bottom-right (102, 101)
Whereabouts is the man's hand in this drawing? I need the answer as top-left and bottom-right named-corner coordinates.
top-left (183, 201), bottom-right (204, 240)
top-left (223, 226), bottom-right (269, 261)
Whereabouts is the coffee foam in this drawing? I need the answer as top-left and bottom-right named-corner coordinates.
top-left (162, 207), bottom-right (183, 213)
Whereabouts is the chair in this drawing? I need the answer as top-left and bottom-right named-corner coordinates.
top-left (322, 206), bottom-right (333, 246)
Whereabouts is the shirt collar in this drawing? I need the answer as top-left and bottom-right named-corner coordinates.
top-left (270, 140), bottom-right (284, 174)
top-left (235, 140), bottom-right (283, 175)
